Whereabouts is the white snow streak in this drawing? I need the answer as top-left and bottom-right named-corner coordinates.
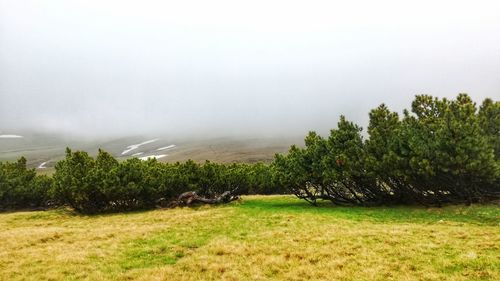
top-left (121, 139), bottom-right (159, 155)
top-left (156, 144), bottom-right (176, 151)
top-left (0, 135), bottom-right (23, 138)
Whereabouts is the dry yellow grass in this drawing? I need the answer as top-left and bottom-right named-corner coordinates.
top-left (0, 196), bottom-right (498, 281)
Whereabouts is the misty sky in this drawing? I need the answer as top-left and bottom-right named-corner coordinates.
top-left (1, 0), bottom-right (499, 138)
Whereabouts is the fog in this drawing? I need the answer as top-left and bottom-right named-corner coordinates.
top-left (1, 0), bottom-right (499, 139)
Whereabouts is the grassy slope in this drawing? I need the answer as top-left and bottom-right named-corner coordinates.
top-left (0, 196), bottom-right (498, 281)
top-left (1, 136), bottom-right (301, 176)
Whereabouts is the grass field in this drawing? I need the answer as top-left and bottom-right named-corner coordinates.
top-left (0, 196), bottom-right (498, 281)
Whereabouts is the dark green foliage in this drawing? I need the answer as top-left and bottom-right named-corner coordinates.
top-left (478, 98), bottom-right (500, 160)
top-left (0, 157), bottom-right (52, 209)
top-left (365, 104), bottom-right (413, 203)
top-left (51, 148), bottom-right (101, 212)
top-left (273, 142), bottom-right (320, 205)
top-left (404, 94), bottom-right (498, 203)
top-left (322, 116), bottom-right (382, 205)
top-left (48, 150), bottom-right (279, 213)
top-left (51, 149), bottom-right (156, 213)
top-left (274, 94), bottom-right (499, 206)
top-left (247, 162), bottom-right (286, 195)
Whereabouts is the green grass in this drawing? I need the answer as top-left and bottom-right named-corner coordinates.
top-left (0, 196), bottom-right (498, 280)
top-left (238, 197), bottom-right (500, 225)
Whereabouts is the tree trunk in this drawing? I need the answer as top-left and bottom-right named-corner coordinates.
top-left (164, 190), bottom-right (240, 208)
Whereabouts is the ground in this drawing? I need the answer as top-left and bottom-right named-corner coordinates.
top-left (0, 196), bottom-right (498, 281)
top-left (0, 134), bottom-right (302, 175)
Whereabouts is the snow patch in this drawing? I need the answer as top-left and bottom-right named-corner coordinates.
top-left (156, 144), bottom-right (176, 151)
top-left (38, 161), bottom-right (48, 169)
top-left (121, 139), bottom-right (159, 155)
top-left (131, 152), bottom-right (144, 156)
top-left (0, 135), bottom-right (23, 138)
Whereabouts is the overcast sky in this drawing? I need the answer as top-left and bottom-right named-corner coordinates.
top-left (1, 0), bottom-right (499, 138)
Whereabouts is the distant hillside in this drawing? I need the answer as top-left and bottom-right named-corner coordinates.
top-left (0, 133), bottom-right (303, 173)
